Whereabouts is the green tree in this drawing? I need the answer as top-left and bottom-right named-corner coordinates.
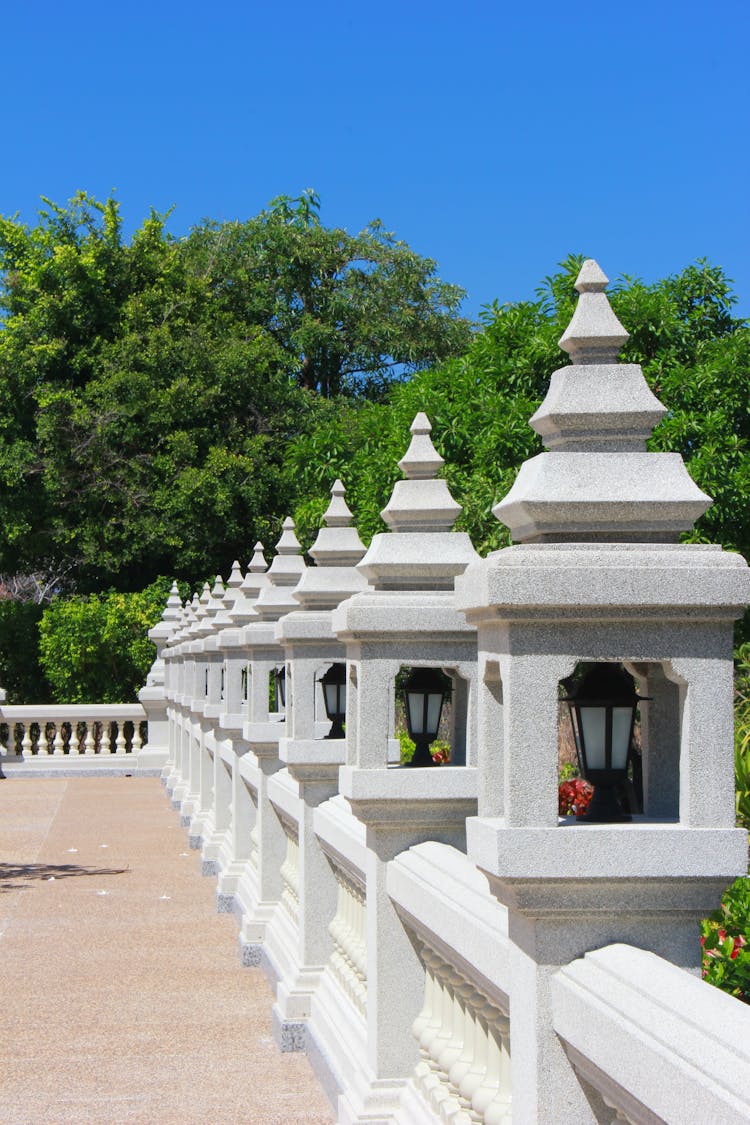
top-left (287, 257), bottom-right (749, 567)
top-left (183, 190), bottom-right (471, 399)
top-left (0, 191), bottom-right (470, 591)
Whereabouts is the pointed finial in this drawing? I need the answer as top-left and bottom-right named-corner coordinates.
top-left (247, 542), bottom-right (267, 573)
top-left (398, 412), bottom-right (445, 480)
top-left (226, 561), bottom-right (243, 589)
top-left (275, 517), bottom-right (302, 555)
top-left (322, 479), bottom-right (354, 528)
top-left (211, 575), bottom-right (225, 599)
top-left (309, 479), bottom-right (366, 567)
top-left (164, 582), bottom-right (182, 618)
top-left (558, 259), bottom-right (629, 364)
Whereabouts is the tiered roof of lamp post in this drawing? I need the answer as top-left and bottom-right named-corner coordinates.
top-left (277, 479), bottom-right (368, 778)
top-left (332, 411), bottom-right (479, 834)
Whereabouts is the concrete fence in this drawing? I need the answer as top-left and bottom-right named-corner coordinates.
top-left (2, 261), bottom-right (750, 1123)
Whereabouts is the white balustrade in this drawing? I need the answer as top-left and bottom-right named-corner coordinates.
top-left (279, 815), bottom-right (300, 920)
top-left (0, 705), bottom-right (147, 770)
top-left (328, 861), bottom-right (367, 1017)
top-left (408, 940), bottom-right (511, 1125)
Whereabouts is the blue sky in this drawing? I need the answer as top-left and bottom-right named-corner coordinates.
top-left (2, 1), bottom-right (748, 319)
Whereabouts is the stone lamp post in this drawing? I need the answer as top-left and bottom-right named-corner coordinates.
top-left (213, 545), bottom-right (271, 907)
top-left (454, 260), bottom-right (750, 1123)
top-left (137, 580), bottom-right (183, 773)
top-left (331, 413), bottom-right (480, 1105)
top-left (272, 479), bottom-right (369, 1045)
top-left (235, 517), bottom-right (307, 959)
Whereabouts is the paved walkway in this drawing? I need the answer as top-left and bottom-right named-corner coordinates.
top-left (0, 777), bottom-right (334, 1125)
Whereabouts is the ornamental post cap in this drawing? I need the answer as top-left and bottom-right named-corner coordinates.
top-left (398, 412), bottom-right (445, 480)
top-left (226, 561), bottom-right (243, 589)
top-left (322, 478), bottom-right (355, 528)
top-left (164, 582), bottom-right (183, 618)
top-left (308, 478), bottom-right (366, 569)
top-left (275, 517), bottom-right (302, 555)
top-left (247, 542), bottom-right (267, 574)
top-left (558, 259), bottom-right (629, 364)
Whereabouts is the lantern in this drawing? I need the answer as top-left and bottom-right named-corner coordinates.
top-left (319, 662), bottom-right (347, 739)
top-left (274, 663), bottom-right (287, 714)
top-left (564, 663), bottom-right (643, 822)
top-left (402, 667), bottom-right (451, 768)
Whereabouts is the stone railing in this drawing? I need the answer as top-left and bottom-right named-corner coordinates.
top-left (552, 944), bottom-right (750, 1125)
top-left (0, 704), bottom-right (148, 773)
top-left (388, 842), bottom-right (512, 1125)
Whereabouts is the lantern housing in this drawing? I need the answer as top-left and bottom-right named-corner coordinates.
top-left (402, 667), bottom-right (451, 768)
top-left (319, 662), bottom-right (347, 739)
top-left (563, 663), bottom-right (644, 822)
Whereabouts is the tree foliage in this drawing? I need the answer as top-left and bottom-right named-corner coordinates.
top-left (0, 191), bottom-right (469, 593)
top-left (183, 190), bottom-right (471, 399)
top-left (287, 256), bottom-right (750, 568)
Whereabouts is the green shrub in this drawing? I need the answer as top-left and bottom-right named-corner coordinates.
top-left (702, 877), bottom-right (750, 1003)
top-left (397, 728), bottom-right (451, 765)
top-left (38, 578), bottom-right (172, 703)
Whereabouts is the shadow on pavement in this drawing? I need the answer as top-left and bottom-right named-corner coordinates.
top-left (0, 862), bottom-right (129, 892)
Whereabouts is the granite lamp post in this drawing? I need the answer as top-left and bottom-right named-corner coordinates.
top-left (213, 545), bottom-right (270, 909)
top-left (137, 580), bottom-right (183, 774)
top-left (234, 518), bottom-right (307, 959)
top-left (331, 413), bottom-right (480, 1108)
top-left (454, 260), bottom-right (750, 1123)
top-left (271, 479), bottom-right (368, 1047)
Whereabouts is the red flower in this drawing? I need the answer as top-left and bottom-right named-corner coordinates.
top-left (559, 778), bottom-right (594, 816)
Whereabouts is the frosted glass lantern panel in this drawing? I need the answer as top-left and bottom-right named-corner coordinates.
top-left (580, 707), bottom-right (606, 769)
top-left (612, 707), bottom-right (633, 768)
top-left (408, 691), bottom-right (443, 737)
top-left (324, 681), bottom-right (346, 715)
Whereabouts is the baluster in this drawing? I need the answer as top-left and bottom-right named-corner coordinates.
top-left (20, 723), bottom-right (32, 759)
top-left (412, 940), bottom-right (434, 1079)
top-left (100, 722), bottom-right (111, 755)
top-left (38, 723), bottom-right (49, 756)
top-left (84, 722), bottom-right (96, 755)
top-left (442, 976), bottom-right (478, 1124)
top-left (67, 723), bottom-right (80, 756)
top-left (482, 1010), bottom-right (512, 1125)
top-left (115, 722), bottom-right (127, 754)
top-left (430, 964), bottom-right (465, 1113)
top-left (53, 724), bottom-right (65, 756)
top-left (458, 995), bottom-right (493, 1119)
top-left (418, 950), bottom-right (447, 1097)
top-left (132, 723), bottom-right (143, 753)
top-left (471, 1003), bottom-right (511, 1123)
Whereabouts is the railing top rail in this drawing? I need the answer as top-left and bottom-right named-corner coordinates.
top-left (0, 704), bottom-right (146, 720)
top-left (552, 942), bottom-right (750, 1125)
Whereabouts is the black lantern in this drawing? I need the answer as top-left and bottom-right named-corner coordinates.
top-left (403, 668), bottom-right (451, 768)
top-left (274, 664), bottom-right (287, 714)
top-left (320, 663), bottom-right (347, 739)
top-left (564, 663), bottom-right (643, 823)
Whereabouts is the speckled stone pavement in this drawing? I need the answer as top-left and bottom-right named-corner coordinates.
top-left (0, 776), bottom-right (334, 1125)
